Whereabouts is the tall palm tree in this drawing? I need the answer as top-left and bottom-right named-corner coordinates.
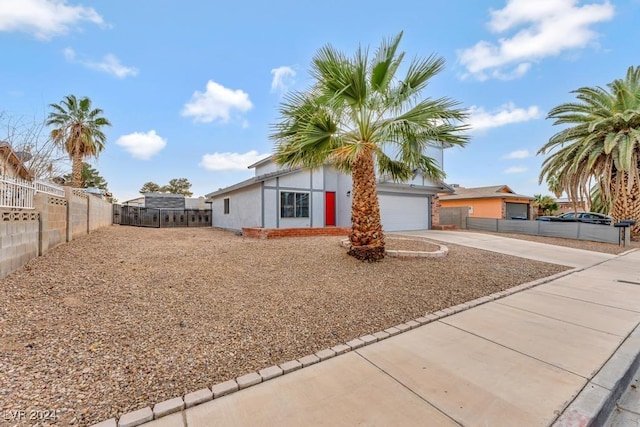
top-left (538, 66), bottom-right (640, 237)
top-left (270, 32), bottom-right (469, 261)
top-left (46, 95), bottom-right (111, 187)
top-left (545, 174), bottom-right (564, 198)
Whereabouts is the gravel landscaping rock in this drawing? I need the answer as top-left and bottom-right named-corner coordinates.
top-left (0, 226), bottom-right (568, 425)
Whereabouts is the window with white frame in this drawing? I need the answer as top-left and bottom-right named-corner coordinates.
top-left (223, 198), bottom-right (230, 214)
top-left (280, 191), bottom-right (309, 218)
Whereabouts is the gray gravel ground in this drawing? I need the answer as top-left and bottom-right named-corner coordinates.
top-left (0, 226), bottom-right (568, 426)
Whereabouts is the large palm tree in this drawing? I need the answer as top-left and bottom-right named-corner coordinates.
top-left (46, 95), bottom-right (111, 188)
top-left (270, 33), bottom-right (469, 261)
top-left (539, 66), bottom-right (640, 237)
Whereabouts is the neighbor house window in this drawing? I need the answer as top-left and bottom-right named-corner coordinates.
top-left (280, 192), bottom-right (309, 218)
top-left (223, 198), bottom-right (230, 214)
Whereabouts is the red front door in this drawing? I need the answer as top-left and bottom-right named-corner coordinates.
top-left (325, 192), bottom-right (336, 226)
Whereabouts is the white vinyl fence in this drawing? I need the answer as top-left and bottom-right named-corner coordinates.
top-left (0, 174), bottom-right (65, 209)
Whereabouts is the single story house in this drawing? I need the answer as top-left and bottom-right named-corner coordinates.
top-left (439, 185), bottom-right (534, 220)
top-left (206, 153), bottom-right (454, 232)
top-left (0, 141), bottom-right (32, 180)
top-left (123, 193), bottom-right (209, 210)
top-left (555, 197), bottom-right (589, 215)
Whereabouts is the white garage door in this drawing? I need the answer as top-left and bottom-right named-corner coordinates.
top-left (378, 194), bottom-right (430, 232)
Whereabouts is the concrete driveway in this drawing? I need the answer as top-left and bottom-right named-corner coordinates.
top-left (397, 230), bottom-right (616, 268)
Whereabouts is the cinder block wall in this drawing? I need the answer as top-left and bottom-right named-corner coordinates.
top-left (33, 193), bottom-right (67, 254)
top-left (0, 189), bottom-right (113, 280)
top-left (66, 189), bottom-right (89, 240)
top-left (439, 207), bottom-right (469, 229)
top-left (88, 196), bottom-right (113, 231)
top-left (0, 211), bottom-right (39, 279)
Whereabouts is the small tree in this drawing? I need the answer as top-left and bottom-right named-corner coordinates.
top-left (139, 181), bottom-right (163, 194)
top-left (0, 112), bottom-right (68, 179)
top-left (162, 178), bottom-right (193, 197)
top-left (533, 194), bottom-right (559, 216)
top-left (62, 162), bottom-right (109, 189)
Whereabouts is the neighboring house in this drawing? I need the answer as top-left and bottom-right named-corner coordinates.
top-left (0, 141), bottom-right (32, 180)
top-left (439, 185), bottom-right (534, 220)
top-left (122, 193), bottom-right (209, 210)
top-left (206, 152), bottom-right (453, 232)
top-left (555, 197), bottom-right (589, 215)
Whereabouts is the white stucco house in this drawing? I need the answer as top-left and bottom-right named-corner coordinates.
top-left (205, 147), bottom-right (454, 232)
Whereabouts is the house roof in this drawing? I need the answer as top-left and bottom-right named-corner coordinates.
top-left (0, 141), bottom-right (32, 180)
top-left (439, 185), bottom-right (533, 201)
top-left (247, 155), bottom-right (274, 169)
top-left (205, 167), bottom-right (299, 199)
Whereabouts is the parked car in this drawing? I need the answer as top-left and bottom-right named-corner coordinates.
top-left (536, 212), bottom-right (613, 225)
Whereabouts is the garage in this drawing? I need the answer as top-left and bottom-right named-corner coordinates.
top-left (505, 202), bottom-right (530, 220)
top-left (378, 193), bottom-right (430, 231)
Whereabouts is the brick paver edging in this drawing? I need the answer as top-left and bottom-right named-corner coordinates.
top-left (340, 237), bottom-right (449, 258)
top-left (91, 264), bottom-right (584, 427)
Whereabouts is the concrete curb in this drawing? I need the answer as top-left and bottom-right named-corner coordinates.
top-left (91, 254), bottom-right (600, 427)
top-left (553, 323), bottom-right (640, 427)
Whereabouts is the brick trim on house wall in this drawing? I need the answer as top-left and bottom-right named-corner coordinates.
top-left (242, 227), bottom-right (351, 239)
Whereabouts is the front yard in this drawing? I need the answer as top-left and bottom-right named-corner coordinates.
top-left (0, 226), bottom-right (568, 425)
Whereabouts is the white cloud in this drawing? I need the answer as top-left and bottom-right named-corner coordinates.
top-left (64, 48), bottom-right (138, 78)
top-left (0, 0), bottom-right (104, 40)
top-left (271, 66), bottom-right (296, 94)
top-left (182, 80), bottom-right (253, 124)
top-left (504, 166), bottom-right (528, 174)
top-left (458, 0), bottom-right (614, 80)
top-left (502, 149), bottom-right (532, 159)
top-left (468, 102), bottom-right (541, 132)
top-left (199, 150), bottom-right (270, 171)
top-left (116, 130), bottom-right (167, 160)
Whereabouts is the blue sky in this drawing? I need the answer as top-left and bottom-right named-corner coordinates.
top-left (1, 0), bottom-right (637, 202)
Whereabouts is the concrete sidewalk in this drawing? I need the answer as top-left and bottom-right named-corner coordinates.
top-left (124, 239), bottom-right (640, 427)
top-left (398, 230), bottom-right (616, 268)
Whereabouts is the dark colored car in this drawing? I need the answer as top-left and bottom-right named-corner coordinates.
top-left (536, 212), bottom-right (613, 225)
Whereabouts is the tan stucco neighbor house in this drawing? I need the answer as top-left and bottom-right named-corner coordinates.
top-left (439, 185), bottom-right (534, 220)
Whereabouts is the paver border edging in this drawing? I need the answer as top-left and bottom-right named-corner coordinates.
top-left (93, 256), bottom-right (592, 427)
top-left (340, 237), bottom-right (448, 258)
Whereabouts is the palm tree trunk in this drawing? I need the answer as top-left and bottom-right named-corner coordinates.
top-left (71, 150), bottom-right (83, 188)
top-left (611, 171), bottom-right (640, 238)
top-left (348, 148), bottom-right (385, 261)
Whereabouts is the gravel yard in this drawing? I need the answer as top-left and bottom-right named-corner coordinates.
top-left (1, 226), bottom-right (568, 425)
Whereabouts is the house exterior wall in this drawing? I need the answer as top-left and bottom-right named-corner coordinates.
top-left (426, 145), bottom-right (444, 169)
top-left (211, 185), bottom-right (262, 230)
top-left (255, 161), bottom-right (279, 176)
top-left (336, 171), bottom-right (353, 227)
top-left (440, 197), bottom-right (532, 219)
top-left (261, 167), bottom-right (344, 229)
top-left (263, 187), bottom-right (278, 228)
top-left (0, 157), bottom-right (21, 178)
top-left (440, 198), bottom-right (500, 218)
top-left (210, 153), bottom-right (446, 231)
